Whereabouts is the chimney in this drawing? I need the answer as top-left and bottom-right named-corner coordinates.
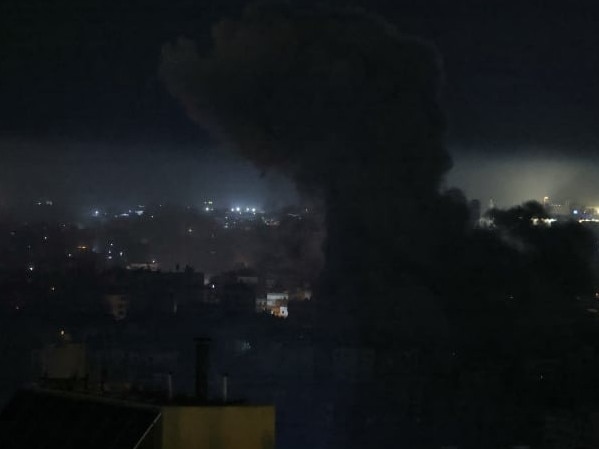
top-left (167, 372), bottom-right (173, 401)
top-left (194, 337), bottom-right (211, 401)
top-left (222, 373), bottom-right (228, 403)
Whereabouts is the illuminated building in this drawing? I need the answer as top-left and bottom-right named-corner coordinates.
top-left (259, 292), bottom-right (289, 318)
top-left (127, 261), bottom-right (160, 272)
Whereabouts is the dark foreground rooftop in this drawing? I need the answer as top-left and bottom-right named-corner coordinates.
top-left (0, 389), bottom-right (160, 449)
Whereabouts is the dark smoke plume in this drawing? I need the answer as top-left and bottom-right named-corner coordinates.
top-left (161, 3), bottom-right (451, 339)
top-left (160, 6), bottom-right (599, 447)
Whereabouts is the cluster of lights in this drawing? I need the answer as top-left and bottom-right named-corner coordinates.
top-left (230, 206), bottom-right (257, 213)
top-left (94, 206), bottom-right (144, 218)
top-left (105, 242), bottom-right (121, 261)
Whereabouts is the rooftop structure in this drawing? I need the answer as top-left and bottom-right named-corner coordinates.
top-left (0, 388), bottom-right (275, 449)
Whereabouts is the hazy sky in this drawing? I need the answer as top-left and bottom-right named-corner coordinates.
top-left (447, 148), bottom-right (599, 209)
top-left (5, 137), bottom-right (599, 212)
top-left (1, 0), bottom-right (597, 210)
top-left (0, 139), bottom-right (298, 211)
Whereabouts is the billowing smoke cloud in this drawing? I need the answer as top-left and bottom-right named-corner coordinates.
top-left (161, 3), bottom-right (451, 336)
top-left (159, 6), bottom-right (599, 446)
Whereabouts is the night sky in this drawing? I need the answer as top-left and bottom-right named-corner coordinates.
top-left (1, 0), bottom-right (598, 209)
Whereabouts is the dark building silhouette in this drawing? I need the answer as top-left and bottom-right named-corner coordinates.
top-left (0, 388), bottom-right (275, 449)
top-left (468, 199), bottom-right (481, 226)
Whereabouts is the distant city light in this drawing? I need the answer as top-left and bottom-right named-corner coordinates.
top-left (27, 265), bottom-right (34, 272)
top-left (531, 217), bottom-right (557, 226)
top-left (236, 207), bottom-right (241, 212)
